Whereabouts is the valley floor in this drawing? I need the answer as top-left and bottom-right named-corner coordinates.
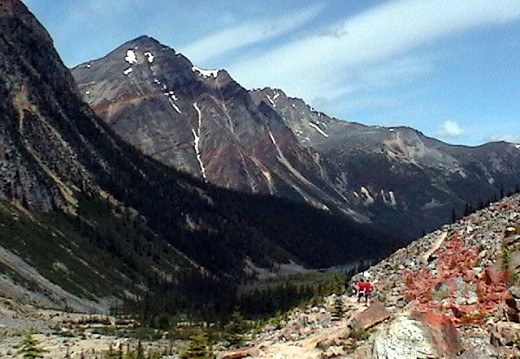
top-left (0, 291), bottom-right (371, 359)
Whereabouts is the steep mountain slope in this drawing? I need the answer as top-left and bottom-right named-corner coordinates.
top-left (72, 37), bottom-right (367, 222)
top-left (73, 37), bottom-right (520, 241)
top-left (0, 0), bottom-right (393, 309)
top-left (252, 88), bottom-right (520, 238)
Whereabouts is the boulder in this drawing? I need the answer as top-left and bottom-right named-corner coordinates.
top-left (495, 322), bottom-right (520, 346)
top-left (372, 315), bottom-right (437, 359)
top-left (222, 348), bottom-right (259, 359)
top-left (418, 312), bottom-right (460, 354)
top-left (458, 344), bottom-right (500, 359)
top-left (350, 302), bottom-right (390, 331)
top-left (509, 286), bottom-right (520, 299)
top-left (372, 313), bottom-right (460, 359)
top-left (505, 297), bottom-right (520, 322)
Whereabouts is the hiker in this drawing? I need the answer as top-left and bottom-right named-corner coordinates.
top-left (352, 281), bottom-right (374, 305)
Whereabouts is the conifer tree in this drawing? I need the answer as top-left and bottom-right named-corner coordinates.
top-left (226, 310), bottom-right (248, 347)
top-left (331, 296), bottom-right (345, 320)
top-left (17, 334), bottom-right (47, 358)
top-left (181, 330), bottom-right (214, 359)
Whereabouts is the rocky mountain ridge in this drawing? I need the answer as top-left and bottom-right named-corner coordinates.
top-left (73, 36), bottom-right (520, 242)
top-left (72, 36), bottom-right (359, 221)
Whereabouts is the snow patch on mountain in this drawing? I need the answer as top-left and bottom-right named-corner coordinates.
top-left (381, 190), bottom-right (397, 207)
top-left (389, 191), bottom-right (397, 207)
top-left (192, 66), bottom-right (219, 79)
top-left (163, 88), bottom-right (181, 113)
top-left (422, 198), bottom-right (444, 210)
top-left (144, 52), bottom-right (154, 63)
top-left (360, 186), bottom-right (374, 206)
top-left (309, 122), bottom-right (329, 138)
top-left (124, 50), bottom-right (137, 64)
top-left (266, 94), bottom-right (276, 106)
top-left (165, 90), bottom-right (178, 101)
top-left (192, 103), bottom-right (206, 180)
top-left (167, 99), bottom-right (181, 114)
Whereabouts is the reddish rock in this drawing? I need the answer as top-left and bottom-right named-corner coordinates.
top-left (415, 311), bottom-right (461, 354)
top-left (278, 332), bottom-right (292, 342)
top-left (350, 302), bottom-right (390, 331)
top-left (428, 319), bottom-right (460, 354)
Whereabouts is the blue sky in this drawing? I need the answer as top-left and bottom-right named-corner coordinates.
top-left (23, 0), bottom-right (520, 146)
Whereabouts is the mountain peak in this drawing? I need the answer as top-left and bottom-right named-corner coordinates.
top-left (125, 35), bottom-right (165, 50)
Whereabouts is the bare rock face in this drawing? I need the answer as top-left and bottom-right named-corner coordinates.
top-left (0, 0), bottom-right (89, 212)
top-left (72, 38), bottom-right (348, 217)
top-left (371, 313), bottom-right (460, 359)
top-left (372, 315), bottom-right (437, 359)
top-left (73, 37), bottom-right (520, 243)
top-left (493, 322), bottom-right (520, 346)
top-left (252, 88), bottom-right (520, 241)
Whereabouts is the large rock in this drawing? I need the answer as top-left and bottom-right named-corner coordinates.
top-left (493, 322), bottom-right (520, 346)
top-left (371, 313), bottom-right (460, 359)
top-left (458, 344), bottom-right (500, 359)
top-left (510, 286), bottom-right (520, 299)
top-left (417, 312), bottom-right (460, 354)
top-left (350, 302), bottom-right (390, 331)
top-left (222, 348), bottom-right (259, 359)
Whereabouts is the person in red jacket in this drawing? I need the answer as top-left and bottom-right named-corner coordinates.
top-left (353, 281), bottom-right (374, 305)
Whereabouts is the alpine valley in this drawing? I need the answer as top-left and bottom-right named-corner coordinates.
top-left (0, 0), bottom-right (394, 313)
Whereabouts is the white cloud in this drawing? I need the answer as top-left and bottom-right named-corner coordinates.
top-left (180, 4), bottom-right (323, 64)
top-left (438, 121), bottom-right (465, 138)
top-left (227, 0), bottom-right (520, 107)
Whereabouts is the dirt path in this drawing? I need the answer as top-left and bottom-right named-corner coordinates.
top-left (221, 294), bottom-right (371, 359)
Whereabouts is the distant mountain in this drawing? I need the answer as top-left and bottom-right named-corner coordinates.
top-left (73, 36), bottom-right (520, 241)
top-left (0, 1), bottom-right (391, 309)
top-left (72, 36), bottom-right (358, 220)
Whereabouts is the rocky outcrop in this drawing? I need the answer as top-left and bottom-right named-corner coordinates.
top-left (372, 314), bottom-right (448, 359)
top-left (358, 194), bottom-right (519, 358)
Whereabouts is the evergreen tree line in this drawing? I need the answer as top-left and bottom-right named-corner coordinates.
top-left (119, 272), bottom-right (351, 328)
top-left (451, 182), bottom-right (520, 223)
